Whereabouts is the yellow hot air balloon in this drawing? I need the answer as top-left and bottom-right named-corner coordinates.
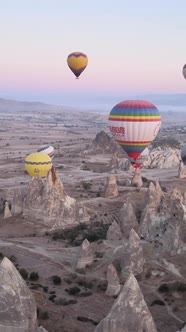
top-left (24, 152), bottom-right (52, 177)
top-left (67, 52), bottom-right (88, 78)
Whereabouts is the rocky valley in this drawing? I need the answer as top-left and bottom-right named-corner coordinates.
top-left (0, 100), bottom-right (185, 331)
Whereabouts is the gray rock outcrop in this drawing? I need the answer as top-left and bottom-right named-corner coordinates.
top-left (11, 188), bottom-right (25, 215)
top-left (106, 221), bottom-right (122, 241)
top-left (0, 257), bottom-right (38, 331)
top-left (76, 239), bottom-right (94, 270)
top-left (121, 229), bottom-right (144, 276)
top-left (113, 229), bottom-right (144, 276)
top-left (106, 264), bottom-right (121, 296)
top-left (108, 153), bottom-right (131, 171)
top-left (131, 169), bottom-right (143, 188)
top-left (119, 201), bottom-right (139, 239)
top-left (4, 201), bottom-right (12, 218)
top-left (144, 181), bottom-right (162, 208)
top-left (178, 161), bottom-right (186, 178)
top-left (143, 147), bottom-right (180, 169)
top-left (141, 187), bottom-right (186, 255)
top-left (23, 167), bottom-right (90, 229)
top-left (83, 131), bottom-right (124, 155)
top-left (94, 274), bottom-right (157, 332)
top-left (104, 175), bottom-right (118, 198)
top-left (162, 199), bottom-right (186, 255)
top-left (140, 181), bottom-right (163, 241)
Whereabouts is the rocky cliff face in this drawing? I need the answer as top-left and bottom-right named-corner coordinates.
top-left (108, 153), bottom-right (131, 171)
top-left (106, 264), bottom-right (121, 296)
top-left (75, 239), bottom-right (94, 270)
top-left (94, 274), bottom-right (157, 332)
top-left (119, 201), bottom-right (139, 239)
top-left (106, 221), bottom-right (122, 241)
top-left (131, 169), bottom-right (143, 188)
top-left (140, 184), bottom-right (186, 255)
top-left (143, 147), bottom-right (180, 168)
top-left (104, 175), bottom-right (118, 198)
top-left (178, 161), bottom-right (186, 178)
top-left (113, 229), bottom-right (144, 277)
top-left (23, 167), bottom-right (90, 229)
top-left (0, 257), bottom-right (38, 331)
top-left (83, 131), bottom-right (124, 155)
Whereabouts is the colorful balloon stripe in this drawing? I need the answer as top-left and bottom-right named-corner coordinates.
top-left (108, 100), bottom-right (161, 166)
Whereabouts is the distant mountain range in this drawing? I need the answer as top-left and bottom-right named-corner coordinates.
top-left (0, 95), bottom-right (186, 113)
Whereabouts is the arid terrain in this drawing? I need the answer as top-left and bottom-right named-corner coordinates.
top-left (0, 99), bottom-right (186, 332)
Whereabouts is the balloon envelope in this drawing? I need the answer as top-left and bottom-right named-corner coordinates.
top-left (37, 144), bottom-right (55, 159)
top-left (67, 52), bottom-right (88, 78)
top-left (108, 100), bottom-right (161, 165)
top-left (182, 64), bottom-right (186, 79)
top-left (181, 145), bottom-right (186, 165)
top-left (24, 152), bottom-right (52, 177)
top-left (132, 147), bottom-right (150, 169)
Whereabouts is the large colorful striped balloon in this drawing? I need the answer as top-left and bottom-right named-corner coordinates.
top-left (108, 100), bottom-right (161, 167)
top-left (67, 52), bottom-right (88, 78)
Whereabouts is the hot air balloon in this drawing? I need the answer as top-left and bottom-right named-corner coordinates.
top-left (133, 147), bottom-right (150, 169)
top-left (181, 145), bottom-right (186, 165)
top-left (182, 64), bottom-right (186, 79)
top-left (37, 144), bottom-right (55, 159)
top-left (108, 100), bottom-right (161, 168)
top-left (24, 152), bottom-right (52, 177)
top-left (67, 52), bottom-right (88, 78)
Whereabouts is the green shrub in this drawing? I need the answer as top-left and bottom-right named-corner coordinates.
top-left (65, 286), bottom-right (81, 295)
top-left (43, 286), bottom-right (48, 292)
top-left (158, 284), bottom-right (169, 293)
top-left (19, 268), bottom-right (28, 280)
top-left (48, 294), bottom-right (56, 302)
top-left (51, 275), bottom-right (61, 285)
top-left (29, 272), bottom-right (39, 281)
top-left (55, 297), bottom-right (77, 305)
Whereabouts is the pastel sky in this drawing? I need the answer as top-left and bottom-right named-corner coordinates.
top-left (0, 0), bottom-right (186, 108)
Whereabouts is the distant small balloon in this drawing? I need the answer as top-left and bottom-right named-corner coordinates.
top-left (67, 52), bottom-right (88, 78)
top-left (182, 64), bottom-right (186, 79)
top-left (24, 152), bottom-right (52, 177)
top-left (181, 145), bottom-right (186, 165)
top-left (37, 145), bottom-right (55, 159)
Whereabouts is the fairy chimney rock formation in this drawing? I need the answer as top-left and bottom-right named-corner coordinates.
top-left (140, 181), bottom-right (163, 241)
top-left (170, 187), bottom-right (184, 203)
top-left (119, 201), bottom-right (139, 238)
top-left (94, 274), bottom-right (158, 332)
top-left (76, 239), bottom-right (94, 270)
top-left (145, 181), bottom-right (162, 208)
top-left (106, 221), bottom-right (122, 241)
top-left (131, 169), bottom-right (143, 188)
top-left (178, 161), bottom-right (186, 178)
top-left (4, 201), bottom-right (12, 218)
top-left (162, 199), bottom-right (186, 256)
top-left (105, 175), bottom-right (118, 198)
top-left (109, 153), bottom-right (131, 171)
top-left (121, 229), bottom-right (144, 276)
top-left (106, 264), bottom-right (121, 296)
top-left (23, 167), bottom-right (90, 229)
top-left (11, 188), bottom-right (25, 215)
top-left (0, 257), bottom-right (38, 331)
